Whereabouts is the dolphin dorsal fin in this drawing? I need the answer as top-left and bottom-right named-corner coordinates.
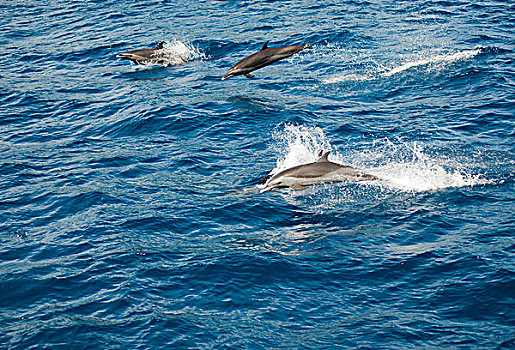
top-left (317, 151), bottom-right (331, 162)
top-left (156, 42), bottom-right (164, 49)
top-left (260, 41), bottom-right (269, 51)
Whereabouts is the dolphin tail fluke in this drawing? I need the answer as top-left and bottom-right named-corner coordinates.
top-left (304, 41), bottom-right (313, 49)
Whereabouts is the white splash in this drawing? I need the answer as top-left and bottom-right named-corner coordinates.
top-left (352, 140), bottom-right (492, 192)
top-left (322, 73), bottom-right (373, 84)
top-left (143, 39), bottom-right (205, 67)
top-left (322, 47), bottom-right (483, 84)
top-left (381, 48), bottom-right (483, 77)
top-left (265, 125), bottom-right (490, 193)
top-left (269, 124), bottom-right (334, 177)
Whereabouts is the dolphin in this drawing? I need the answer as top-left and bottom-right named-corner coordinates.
top-left (222, 41), bottom-right (313, 80)
top-left (117, 42), bottom-right (188, 65)
top-left (260, 151), bottom-right (378, 193)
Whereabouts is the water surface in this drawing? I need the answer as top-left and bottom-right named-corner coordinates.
top-left (1, 0), bottom-right (514, 348)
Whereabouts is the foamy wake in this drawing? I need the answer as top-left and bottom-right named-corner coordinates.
top-left (322, 73), bottom-right (373, 84)
top-left (322, 47), bottom-right (483, 84)
top-left (355, 140), bottom-right (491, 192)
top-left (267, 124), bottom-right (490, 192)
top-left (145, 39), bottom-right (205, 67)
top-left (381, 48), bottom-right (482, 77)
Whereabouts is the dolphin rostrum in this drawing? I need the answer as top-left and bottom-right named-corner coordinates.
top-left (117, 42), bottom-right (188, 65)
top-left (260, 151), bottom-right (378, 193)
top-left (222, 41), bottom-right (313, 80)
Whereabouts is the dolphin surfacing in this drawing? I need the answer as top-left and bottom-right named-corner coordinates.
top-left (117, 42), bottom-right (188, 65)
top-left (260, 151), bottom-right (378, 193)
top-left (222, 41), bottom-right (312, 80)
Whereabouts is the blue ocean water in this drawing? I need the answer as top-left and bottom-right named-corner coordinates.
top-left (1, 0), bottom-right (514, 348)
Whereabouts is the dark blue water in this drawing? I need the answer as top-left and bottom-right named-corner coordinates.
top-left (1, 1), bottom-right (514, 348)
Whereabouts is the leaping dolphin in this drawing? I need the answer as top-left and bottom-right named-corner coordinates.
top-left (222, 41), bottom-right (313, 80)
top-left (117, 42), bottom-right (188, 65)
top-left (260, 151), bottom-right (378, 193)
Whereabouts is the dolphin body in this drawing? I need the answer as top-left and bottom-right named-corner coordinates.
top-left (222, 41), bottom-right (312, 80)
top-left (260, 151), bottom-right (378, 193)
top-left (117, 42), bottom-right (188, 65)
